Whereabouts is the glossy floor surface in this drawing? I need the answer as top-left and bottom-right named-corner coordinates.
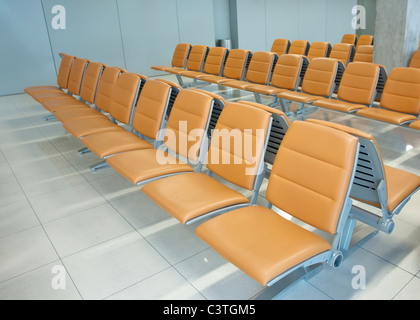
top-left (1, 74), bottom-right (420, 300)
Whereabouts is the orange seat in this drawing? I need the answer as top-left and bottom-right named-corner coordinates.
top-left (246, 54), bottom-right (308, 107)
top-left (161, 45), bottom-right (209, 76)
top-left (409, 120), bottom-right (420, 130)
top-left (356, 67), bottom-right (420, 125)
top-left (141, 101), bottom-right (273, 225)
top-left (29, 58), bottom-right (89, 103)
top-left (356, 35), bottom-right (374, 49)
top-left (277, 58), bottom-right (343, 114)
top-left (222, 51), bottom-right (277, 90)
top-left (307, 119), bottom-right (420, 230)
top-left (199, 49), bottom-right (251, 84)
top-left (79, 79), bottom-right (172, 160)
top-left (353, 45), bottom-right (374, 63)
top-left (24, 53), bottom-right (75, 95)
top-left (40, 61), bottom-right (105, 113)
top-left (106, 89), bottom-right (215, 185)
top-left (313, 62), bottom-right (381, 112)
top-left (151, 43), bottom-right (192, 72)
top-left (270, 39), bottom-right (291, 56)
top-left (195, 121), bottom-right (359, 287)
top-left (341, 34), bottom-right (358, 46)
top-left (53, 66), bottom-right (123, 123)
top-left (329, 43), bottom-right (355, 66)
top-left (306, 42), bottom-right (331, 61)
top-left (409, 50), bottom-right (420, 69)
top-left (63, 72), bottom-right (142, 138)
top-left (288, 40), bottom-right (310, 56)
top-left (179, 47), bottom-right (228, 80)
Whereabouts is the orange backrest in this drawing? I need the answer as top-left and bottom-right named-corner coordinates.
top-left (206, 102), bottom-right (271, 190)
top-left (94, 67), bottom-right (123, 113)
top-left (356, 35), bottom-right (374, 49)
top-left (171, 43), bottom-right (192, 68)
top-left (409, 50), bottom-right (420, 68)
top-left (67, 58), bottom-right (89, 95)
top-left (79, 62), bottom-right (104, 104)
top-left (307, 42), bottom-right (331, 61)
top-left (164, 90), bottom-right (214, 162)
top-left (185, 45), bottom-right (209, 72)
top-left (288, 40), bottom-right (310, 55)
top-left (109, 72), bottom-right (141, 124)
top-left (353, 45), bottom-right (374, 63)
top-left (341, 34), bottom-right (358, 46)
top-left (132, 80), bottom-right (172, 140)
top-left (329, 43), bottom-right (355, 66)
top-left (270, 39), bottom-right (291, 56)
top-left (380, 67), bottom-right (420, 115)
top-left (337, 62), bottom-right (380, 105)
top-left (266, 121), bottom-right (359, 234)
top-left (301, 58), bottom-right (339, 97)
top-left (270, 54), bottom-right (304, 90)
top-left (203, 47), bottom-right (228, 76)
top-left (245, 51), bottom-right (277, 85)
top-left (56, 53), bottom-right (75, 89)
top-left (222, 49), bottom-right (251, 80)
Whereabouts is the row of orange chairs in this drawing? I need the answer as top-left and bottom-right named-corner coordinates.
top-left (155, 43), bottom-right (420, 129)
top-left (23, 54), bottom-right (420, 295)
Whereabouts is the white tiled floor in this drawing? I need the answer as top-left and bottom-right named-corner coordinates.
top-left (0, 77), bottom-right (420, 300)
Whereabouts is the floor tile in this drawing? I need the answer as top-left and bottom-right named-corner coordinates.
top-left (0, 262), bottom-right (81, 300)
top-left (307, 247), bottom-right (413, 300)
top-left (110, 190), bottom-right (169, 229)
top-left (106, 267), bottom-right (204, 300)
top-left (361, 218), bottom-right (420, 274)
top-left (0, 179), bottom-right (27, 207)
top-left (0, 226), bottom-right (59, 282)
top-left (0, 200), bottom-right (40, 238)
top-left (138, 217), bottom-right (209, 265)
top-left (43, 203), bottom-right (134, 257)
top-left (394, 276), bottom-right (420, 300)
top-left (174, 248), bottom-right (264, 300)
top-left (28, 181), bottom-right (106, 223)
top-left (62, 231), bottom-right (170, 300)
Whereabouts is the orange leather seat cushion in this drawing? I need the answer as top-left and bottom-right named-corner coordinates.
top-left (162, 67), bottom-right (186, 75)
top-left (179, 70), bottom-right (205, 79)
top-left (106, 148), bottom-right (194, 185)
top-left (246, 84), bottom-right (287, 95)
top-left (25, 86), bottom-right (62, 95)
top-left (63, 117), bottom-right (124, 139)
top-left (41, 97), bottom-right (88, 112)
top-left (53, 107), bottom-right (106, 123)
top-left (384, 165), bottom-right (420, 212)
top-left (409, 120), bottom-right (420, 130)
top-left (313, 98), bottom-right (367, 112)
top-left (222, 80), bottom-right (253, 90)
top-left (30, 90), bottom-right (72, 103)
top-left (195, 205), bottom-right (332, 286)
top-left (80, 131), bottom-right (153, 159)
top-left (199, 75), bottom-right (233, 84)
top-left (278, 90), bottom-right (324, 103)
top-left (356, 108), bottom-right (418, 125)
top-left (142, 172), bottom-right (249, 224)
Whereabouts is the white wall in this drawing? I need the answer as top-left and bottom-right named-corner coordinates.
top-left (236, 0), bottom-right (357, 52)
top-left (0, 0), bottom-right (57, 96)
top-left (1, 0), bottom-right (360, 95)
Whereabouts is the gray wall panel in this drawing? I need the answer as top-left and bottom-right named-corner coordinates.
top-left (327, 0), bottom-right (358, 45)
top-left (117, 0), bottom-right (180, 76)
top-left (0, 0), bottom-right (57, 95)
top-left (176, 0), bottom-right (215, 46)
top-left (236, 0), bottom-right (266, 51)
top-left (266, 0), bottom-right (299, 50)
top-left (298, 0), bottom-right (327, 43)
top-left (42, 0), bottom-right (126, 71)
